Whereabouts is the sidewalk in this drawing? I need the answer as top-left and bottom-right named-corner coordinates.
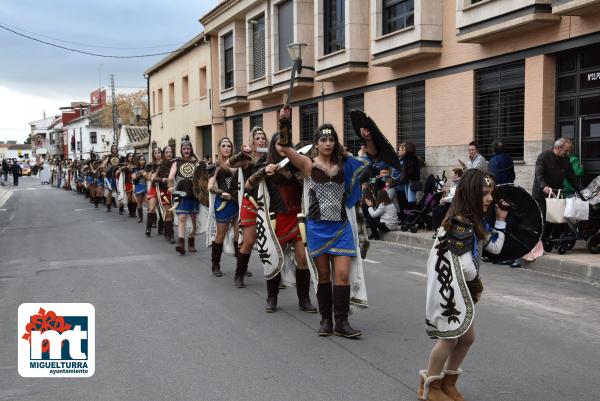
top-left (381, 229), bottom-right (600, 283)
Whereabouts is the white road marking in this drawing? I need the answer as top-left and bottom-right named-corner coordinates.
top-left (407, 271), bottom-right (427, 278)
top-left (487, 293), bottom-right (576, 316)
top-left (362, 258), bottom-right (380, 264)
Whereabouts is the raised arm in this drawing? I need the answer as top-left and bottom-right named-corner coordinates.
top-left (278, 107), bottom-right (312, 176)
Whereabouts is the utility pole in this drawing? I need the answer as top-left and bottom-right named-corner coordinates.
top-left (110, 74), bottom-right (118, 144)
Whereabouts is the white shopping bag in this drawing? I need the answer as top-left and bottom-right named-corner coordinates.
top-left (545, 190), bottom-right (566, 224)
top-left (564, 197), bottom-right (589, 221)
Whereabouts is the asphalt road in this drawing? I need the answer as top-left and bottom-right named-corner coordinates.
top-left (1, 177), bottom-right (599, 401)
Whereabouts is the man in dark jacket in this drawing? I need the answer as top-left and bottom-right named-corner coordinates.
top-left (533, 138), bottom-right (583, 238)
top-left (1, 159), bottom-right (8, 184)
top-left (488, 141), bottom-right (515, 185)
top-left (11, 160), bottom-right (22, 186)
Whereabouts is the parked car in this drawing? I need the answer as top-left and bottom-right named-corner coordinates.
top-left (20, 162), bottom-right (31, 176)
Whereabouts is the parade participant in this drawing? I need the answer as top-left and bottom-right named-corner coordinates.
top-left (226, 127), bottom-right (268, 287)
top-left (92, 158), bottom-right (103, 208)
top-left (418, 169), bottom-right (507, 401)
top-left (102, 144), bottom-right (120, 213)
top-left (245, 133), bottom-right (317, 313)
top-left (124, 153), bottom-right (137, 218)
top-left (155, 146), bottom-right (175, 241)
top-left (207, 137), bottom-right (239, 277)
top-left (146, 147), bottom-right (163, 237)
top-left (132, 154), bottom-right (148, 223)
top-left (278, 106), bottom-right (372, 338)
top-left (85, 153), bottom-right (97, 203)
top-left (168, 136), bottom-right (199, 254)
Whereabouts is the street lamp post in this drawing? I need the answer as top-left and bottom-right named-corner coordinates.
top-left (285, 43), bottom-right (314, 107)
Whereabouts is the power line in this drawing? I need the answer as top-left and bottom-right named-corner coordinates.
top-left (0, 23), bottom-right (197, 59)
top-left (0, 20), bottom-right (185, 50)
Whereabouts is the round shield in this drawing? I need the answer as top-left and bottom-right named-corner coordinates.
top-left (486, 184), bottom-right (543, 262)
top-left (178, 162), bottom-right (195, 178)
top-left (350, 110), bottom-right (402, 171)
top-left (110, 156), bottom-right (119, 166)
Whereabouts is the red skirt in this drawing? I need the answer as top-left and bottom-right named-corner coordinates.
top-left (239, 197), bottom-right (257, 227)
top-left (147, 185), bottom-right (157, 199)
top-left (125, 182), bottom-right (133, 193)
top-left (275, 210), bottom-right (302, 244)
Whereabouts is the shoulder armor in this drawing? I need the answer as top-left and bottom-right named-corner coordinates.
top-left (445, 219), bottom-right (474, 256)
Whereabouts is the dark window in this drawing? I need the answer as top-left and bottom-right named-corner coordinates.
top-left (343, 94), bottom-right (364, 156)
top-left (324, 0), bottom-right (345, 55)
top-left (278, 1), bottom-right (294, 70)
top-left (90, 132), bottom-right (97, 144)
top-left (233, 118), bottom-right (243, 152)
top-left (558, 75), bottom-right (576, 93)
top-left (223, 32), bottom-right (234, 89)
top-left (397, 81), bottom-right (425, 160)
top-left (383, 0), bottom-right (414, 35)
top-left (250, 114), bottom-right (263, 130)
top-left (300, 103), bottom-right (319, 146)
top-left (476, 60), bottom-right (525, 160)
top-left (252, 15), bottom-right (265, 79)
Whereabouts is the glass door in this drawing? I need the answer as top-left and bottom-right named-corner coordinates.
top-left (579, 113), bottom-right (600, 181)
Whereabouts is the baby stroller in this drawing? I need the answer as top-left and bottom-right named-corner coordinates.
top-left (400, 171), bottom-right (446, 233)
top-left (543, 176), bottom-right (600, 254)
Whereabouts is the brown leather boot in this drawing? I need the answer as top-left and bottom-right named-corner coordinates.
top-left (296, 269), bottom-right (317, 313)
top-left (211, 242), bottom-right (223, 276)
top-left (441, 369), bottom-right (466, 401)
top-left (417, 370), bottom-right (454, 401)
top-left (234, 253), bottom-right (250, 288)
top-left (175, 237), bottom-right (185, 255)
top-left (188, 236), bottom-right (197, 252)
top-left (316, 282), bottom-right (333, 336)
top-left (333, 285), bottom-right (361, 338)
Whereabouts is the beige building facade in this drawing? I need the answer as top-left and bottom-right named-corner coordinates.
top-left (198, 0), bottom-right (600, 188)
top-left (145, 33), bottom-right (224, 159)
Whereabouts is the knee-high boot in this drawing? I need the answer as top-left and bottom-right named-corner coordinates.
top-left (188, 236), bottom-right (197, 252)
top-left (235, 253), bottom-right (250, 288)
top-left (158, 218), bottom-right (164, 235)
top-left (128, 202), bottom-right (136, 218)
top-left (265, 274), bottom-right (280, 313)
top-left (296, 269), bottom-right (317, 313)
top-left (333, 285), bottom-right (361, 338)
top-left (175, 236), bottom-right (186, 255)
top-left (165, 221), bottom-right (175, 244)
top-left (316, 282), bottom-right (333, 336)
top-left (137, 207), bottom-right (143, 223)
top-left (211, 242), bottom-right (223, 276)
top-left (145, 212), bottom-right (156, 237)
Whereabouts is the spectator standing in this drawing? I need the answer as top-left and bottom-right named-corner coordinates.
top-left (2, 159), bottom-right (9, 183)
top-left (487, 141), bottom-right (515, 185)
top-left (459, 141), bottom-right (487, 171)
top-left (532, 138), bottom-right (583, 239)
top-left (395, 141), bottom-right (421, 213)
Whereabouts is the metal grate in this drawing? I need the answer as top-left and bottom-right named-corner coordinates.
top-left (397, 81), bottom-right (425, 160)
top-left (300, 103), bottom-right (318, 146)
top-left (343, 94), bottom-right (364, 156)
top-left (233, 118), bottom-right (243, 152)
top-left (475, 60), bottom-right (525, 160)
top-left (250, 114), bottom-right (263, 130)
top-left (252, 15), bottom-right (265, 79)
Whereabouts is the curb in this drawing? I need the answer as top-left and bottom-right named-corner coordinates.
top-left (381, 230), bottom-right (600, 283)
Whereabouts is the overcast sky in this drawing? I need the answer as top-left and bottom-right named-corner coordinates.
top-left (0, 0), bottom-right (217, 142)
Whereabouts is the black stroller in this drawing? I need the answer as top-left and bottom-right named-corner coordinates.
top-left (543, 176), bottom-right (600, 254)
top-left (400, 171), bottom-right (447, 233)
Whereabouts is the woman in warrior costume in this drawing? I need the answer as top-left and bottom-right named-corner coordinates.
top-left (102, 144), bottom-right (120, 212)
top-left (92, 159), bottom-right (103, 208)
top-left (226, 127), bottom-right (268, 288)
top-left (246, 133), bottom-right (317, 313)
top-left (417, 169), bottom-right (507, 401)
top-left (132, 154), bottom-right (148, 223)
top-left (85, 153), bottom-right (97, 204)
top-left (207, 137), bottom-right (239, 277)
top-left (124, 153), bottom-right (137, 218)
top-left (278, 107), bottom-right (374, 338)
top-left (168, 137), bottom-right (200, 254)
top-left (146, 147), bottom-right (164, 237)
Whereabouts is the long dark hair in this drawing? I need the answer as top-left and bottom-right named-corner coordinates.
top-left (267, 133), bottom-right (289, 165)
top-left (376, 189), bottom-right (391, 206)
top-left (442, 169), bottom-right (493, 239)
top-left (314, 123), bottom-right (345, 165)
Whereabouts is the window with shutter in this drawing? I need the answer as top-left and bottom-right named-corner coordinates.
top-left (252, 15), bottom-right (265, 79)
top-left (397, 81), bottom-right (425, 160)
top-left (475, 61), bottom-right (525, 160)
top-left (300, 104), bottom-right (319, 146)
top-left (343, 94), bottom-right (364, 156)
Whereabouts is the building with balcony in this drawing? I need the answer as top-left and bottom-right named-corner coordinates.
top-left (197, 0), bottom-right (600, 187)
top-left (145, 33), bottom-right (219, 159)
